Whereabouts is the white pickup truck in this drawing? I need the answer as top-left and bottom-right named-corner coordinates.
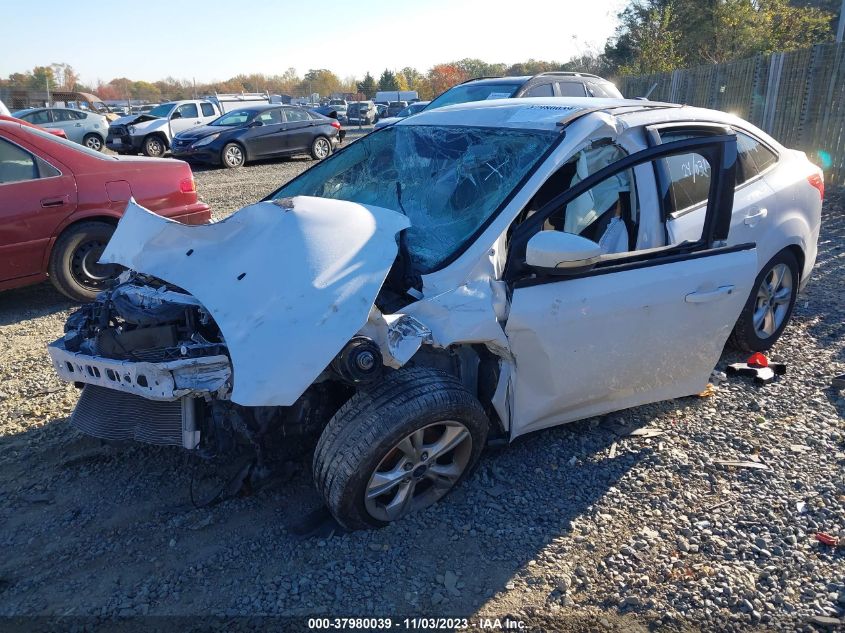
top-left (107, 100), bottom-right (223, 157)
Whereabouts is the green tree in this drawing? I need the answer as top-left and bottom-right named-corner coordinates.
top-left (378, 69), bottom-right (398, 91)
top-left (357, 72), bottom-right (377, 99)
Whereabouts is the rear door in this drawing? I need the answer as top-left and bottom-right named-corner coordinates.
top-left (503, 135), bottom-right (756, 438)
top-left (0, 132), bottom-right (76, 282)
top-left (50, 109), bottom-right (85, 143)
top-left (281, 108), bottom-right (314, 152)
top-left (649, 125), bottom-right (779, 268)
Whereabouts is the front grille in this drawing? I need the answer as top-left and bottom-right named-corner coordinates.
top-left (71, 385), bottom-right (183, 446)
top-left (171, 138), bottom-right (191, 149)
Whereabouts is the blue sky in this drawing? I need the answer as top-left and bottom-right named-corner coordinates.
top-left (2, 0), bottom-right (626, 83)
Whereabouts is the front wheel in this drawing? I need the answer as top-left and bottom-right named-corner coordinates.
top-left (313, 368), bottom-right (489, 530)
top-left (730, 249), bottom-right (800, 352)
top-left (48, 221), bottom-right (121, 302)
top-left (221, 142), bottom-right (245, 168)
top-left (310, 135), bottom-right (331, 160)
top-left (83, 134), bottom-right (103, 152)
top-left (143, 135), bottom-right (166, 157)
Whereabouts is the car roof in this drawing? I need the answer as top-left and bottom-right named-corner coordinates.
top-left (399, 96), bottom-right (726, 131)
top-left (460, 76), bottom-right (532, 86)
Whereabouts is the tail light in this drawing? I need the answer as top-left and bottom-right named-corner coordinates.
top-left (179, 177), bottom-right (196, 194)
top-left (807, 172), bottom-right (824, 200)
top-left (330, 120), bottom-right (341, 129)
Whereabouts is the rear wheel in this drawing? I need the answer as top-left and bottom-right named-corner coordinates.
top-left (48, 221), bottom-right (121, 302)
top-left (310, 136), bottom-right (331, 160)
top-left (730, 249), bottom-right (800, 352)
top-left (83, 134), bottom-right (103, 152)
top-left (143, 135), bottom-right (166, 157)
top-left (313, 368), bottom-right (488, 530)
top-left (221, 142), bottom-right (245, 168)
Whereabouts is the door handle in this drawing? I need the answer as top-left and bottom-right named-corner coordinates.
top-left (744, 207), bottom-right (768, 225)
top-left (41, 196), bottom-right (66, 208)
top-left (685, 285), bottom-right (735, 303)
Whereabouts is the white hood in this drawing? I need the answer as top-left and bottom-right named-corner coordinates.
top-left (100, 197), bottom-right (410, 406)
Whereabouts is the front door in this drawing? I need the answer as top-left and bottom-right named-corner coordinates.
top-left (503, 135), bottom-right (757, 438)
top-left (170, 103), bottom-right (203, 135)
top-left (0, 134), bottom-right (76, 282)
top-left (245, 108), bottom-right (285, 158)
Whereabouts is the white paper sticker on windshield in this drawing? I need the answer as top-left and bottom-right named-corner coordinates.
top-left (486, 92), bottom-right (513, 100)
top-left (508, 104), bottom-right (581, 123)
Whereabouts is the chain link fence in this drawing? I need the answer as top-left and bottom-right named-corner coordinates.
top-left (619, 42), bottom-right (845, 186)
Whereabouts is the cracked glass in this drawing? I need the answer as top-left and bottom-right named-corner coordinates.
top-left (272, 125), bottom-right (556, 272)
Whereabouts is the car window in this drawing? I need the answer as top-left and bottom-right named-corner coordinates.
top-left (0, 137), bottom-right (60, 184)
top-left (201, 103), bottom-right (216, 117)
top-left (271, 125), bottom-right (557, 273)
top-left (526, 142), bottom-right (638, 254)
top-left (176, 103), bottom-right (198, 118)
top-left (556, 82), bottom-right (587, 97)
top-left (586, 82), bottom-right (623, 98)
top-left (524, 83), bottom-right (554, 97)
top-left (284, 108), bottom-right (310, 122)
top-left (427, 82), bottom-right (522, 109)
top-left (25, 110), bottom-right (52, 124)
top-left (656, 130), bottom-right (716, 211)
top-left (210, 109), bottom-right (252, 126)
top-left (54, 110), bottom-right (77, 122)
top-left (257, 109), bottom-right (282, 125)
top-left (70, 110), bottom-right (88, 120)
top-left (736, 131), bottom-right (777, 183)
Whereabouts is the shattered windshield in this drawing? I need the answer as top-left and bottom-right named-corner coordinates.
top-left (271, 124), bottom-right (557, 272)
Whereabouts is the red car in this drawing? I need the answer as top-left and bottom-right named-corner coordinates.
top-left (0, 114), bottom-right (68, 139)
top-left (0, 120), bottom-right (210, 301)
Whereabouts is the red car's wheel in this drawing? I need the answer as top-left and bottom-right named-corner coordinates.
top-left (49, 221), bottom-right (121, 302)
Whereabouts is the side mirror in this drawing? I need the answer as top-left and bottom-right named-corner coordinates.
top-left (171, 111), bottom-right (182, 119)
top-left (249, 119), bottom-right (264, 127)
top-left (525, 231), bottom-right (602, 274)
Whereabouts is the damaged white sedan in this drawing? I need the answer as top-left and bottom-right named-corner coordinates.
top-left (48, 98), bottom-right (823, 529)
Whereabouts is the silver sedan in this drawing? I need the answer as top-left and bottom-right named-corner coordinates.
top-left (12, 107), bottom-right (108, 151)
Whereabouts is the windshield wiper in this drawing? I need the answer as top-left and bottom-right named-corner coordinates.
top-left (395, 182), bottom-right (422, 299)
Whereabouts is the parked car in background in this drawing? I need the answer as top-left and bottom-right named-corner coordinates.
top-left (12, 107), bottom-right (108, 151)
top-left (47, 98), bottom-right (822, 529)
top-left (375, 103), bottom-right (389, 119)
top-left (347, 101), bottom-right (379, 125)
top-left (107, 100), bottom-right (223, 157)
top-left (0, 119), bottom-right (210, 301)
top-left (0, 115), bottom-right (68, 138)
top-left (386, 101), bottom-right (408, 117)
top-left (171, 104), bottom-right (341, 167)
top-left (426, 72), bottom-right (623, 111)
top-left (373, 100), bottom-right (430, 130)
top-left (329, 99), bottom-right (348, 124)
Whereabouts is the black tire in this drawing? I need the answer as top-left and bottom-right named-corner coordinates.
top-left (221, 142), bottom-right (246, 168)
top-left (313, 367), bottom-right (489, 530)
top-left (143, 135), bottom-right (166, 157)
top-left (310, 135), bottom-right (332, 160)
top-left (48, 221), bottom-right (120, 302)
top-left (729, 249), bottom-right (800, 352)
top-left (83, 134), bottom-right (104, 152)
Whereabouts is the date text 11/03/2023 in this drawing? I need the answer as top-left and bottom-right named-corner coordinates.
top-left (306, 616), bottom-right (526, 630)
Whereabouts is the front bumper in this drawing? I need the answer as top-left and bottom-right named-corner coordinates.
top-left (48, 337), bottom-right (231, 401)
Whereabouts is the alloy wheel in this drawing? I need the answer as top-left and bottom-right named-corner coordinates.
top-left (314, 138), bottom-right (330, 159)
top-left (364, 421), bottom-right (473, 522)
top-left (85, 136), bottom-right (103, 151)
top-left (224, 145), bottom-right (244, 167)
top-left (753, 263), bottom-right (793, 338)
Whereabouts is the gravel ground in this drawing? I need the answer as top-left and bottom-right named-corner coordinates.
top-left (0, 153), bottom-right (843, 632)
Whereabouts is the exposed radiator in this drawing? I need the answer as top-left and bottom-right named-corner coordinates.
top-left (70, 385), bottom-right (199, 448)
